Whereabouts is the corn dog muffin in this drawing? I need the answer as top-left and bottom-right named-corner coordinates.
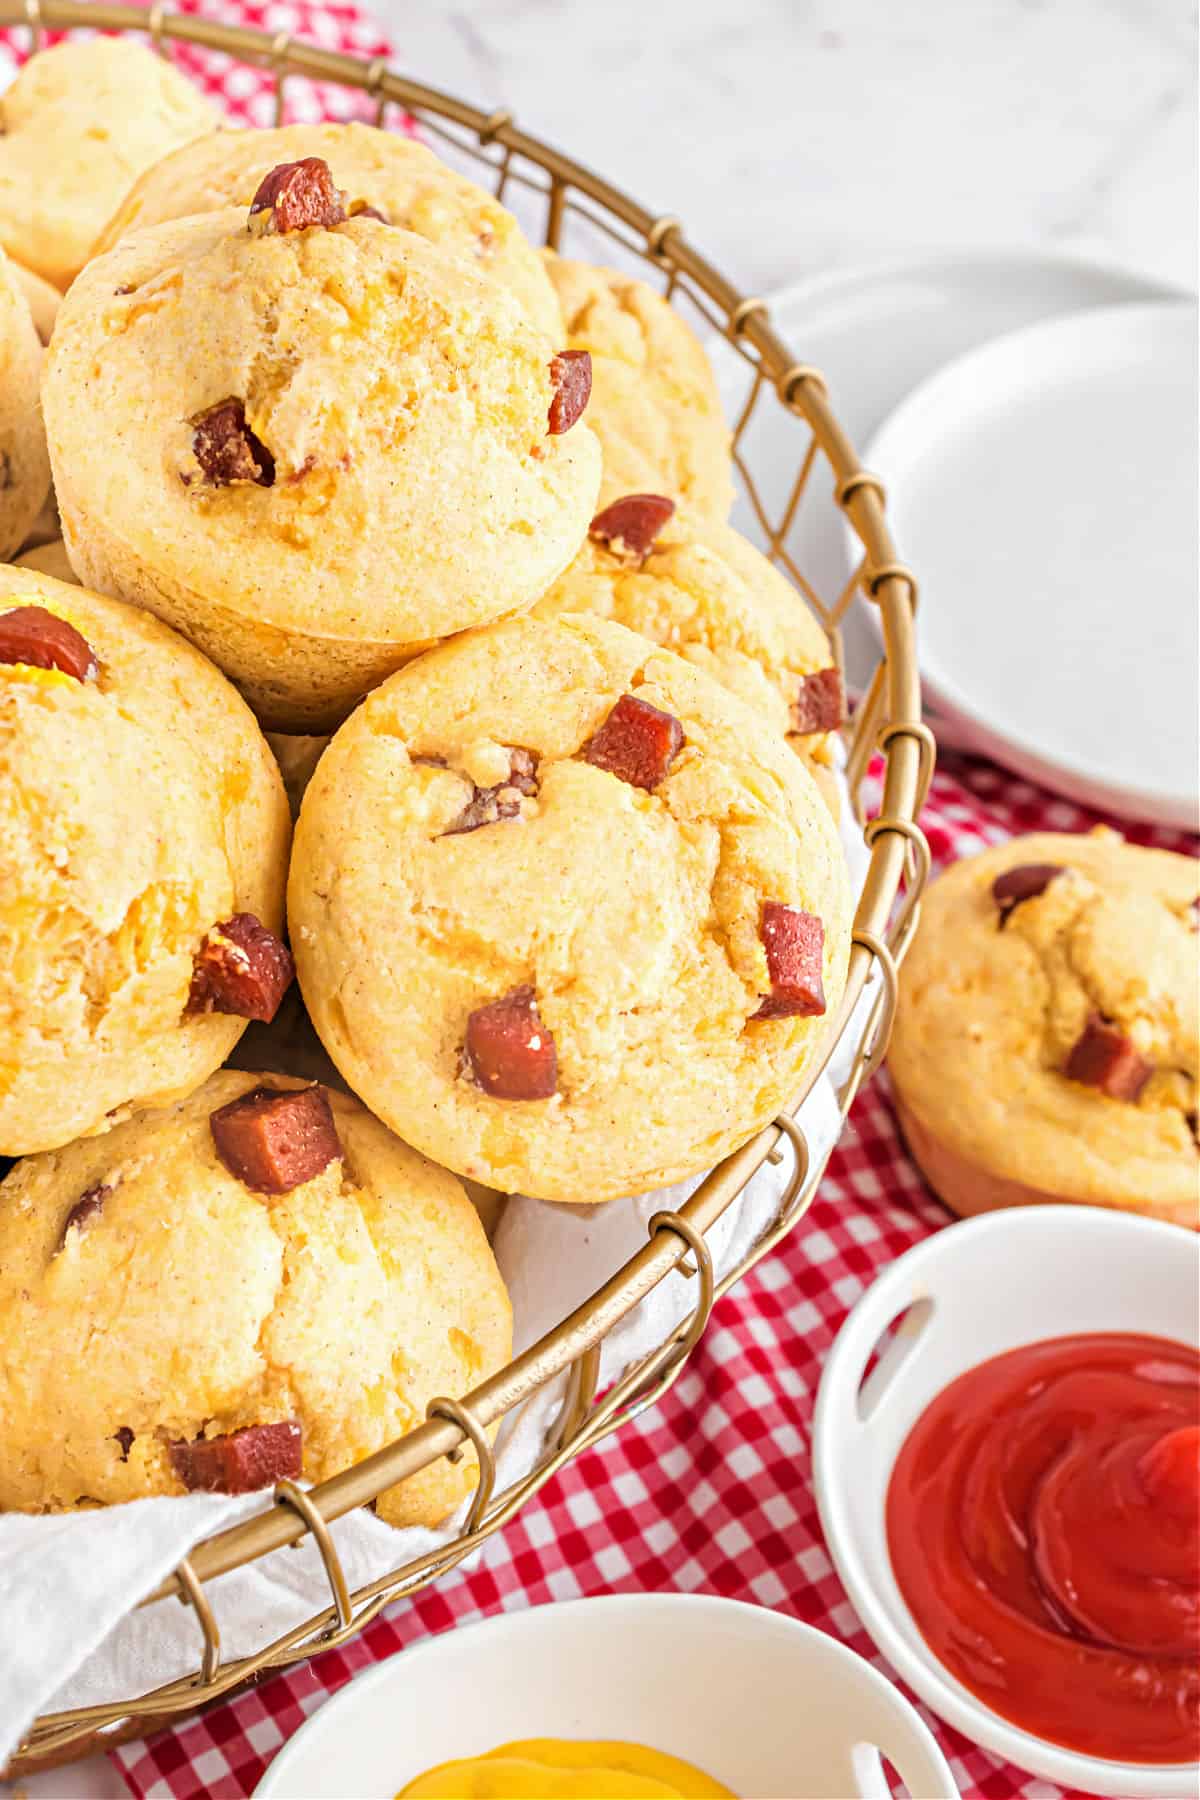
top-left (44, 162), bottom-right (601, 731)
top-left (0, 566), bottom-right (291, 1156)
top-left (0, 1071), bottom-right (512, 1526)
top-left (0, 249), bottom-right (50, 563)
top-left (289, 612), bottom-right (851, 1202)
top-left (889, 829), bottom-right (1200, 1229)
top-left (543, 250), bottom-right (733, 519)
top-left (0, 38), bottom-right (218, 291)
top-left (532, 495), bottom-right (844, 790)
top-left (95, 121), bottom-right (561, 338)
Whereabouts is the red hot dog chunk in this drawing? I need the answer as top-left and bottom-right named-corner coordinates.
top-left (754, 903), bottom-right (826, 1019)
top-left (249, 158), bottom-right (347, 233)
top-left (466, 987), bottom-right (558, 1100)
top-left (992, 862), bottom-right (1065, 924)
top-left (187, 913), bottom-right (294, 1022)
top-left (0, 605), bottom-right (97, 682)
top-left (444, 749), bottom-right (540, 836)
top-left (583, 693), bottom-right (684, 791)
top-left (589, 494), bottom-right (676, 558)
top-left (210, 1085), bottom-right (342, 1193)
top-left (170, 1420), bottom-right (302, 1494)
top-left (59, 1182), bottom-right (109, 1247)
top-left (191, 398), bottom-right (274, 488)
top-left (792, 666), bottom-right (845, 735)
top-left (548, 350), bottom-right (592, 433)
top-left (1063, 1013), bottom-right (1153, 1102)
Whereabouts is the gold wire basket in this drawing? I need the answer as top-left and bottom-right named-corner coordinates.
top-left (4, 0), bottom-right (933, 1774)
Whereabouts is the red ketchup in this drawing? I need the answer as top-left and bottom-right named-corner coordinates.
top-left (886, 1332), bottom-right (1200, 1764)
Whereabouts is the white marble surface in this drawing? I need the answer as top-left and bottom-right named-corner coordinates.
top-left (379, 0), bottom-right (1197, 294)
top-left (6, 5), bottom-right (1195, 1797)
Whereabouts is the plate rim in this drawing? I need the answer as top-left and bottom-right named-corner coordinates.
top-left (760, 245), bottom-right (1194, 322)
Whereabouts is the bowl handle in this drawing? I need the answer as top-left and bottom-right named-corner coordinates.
top-left (849, 1681), bottom-right (960, 1798)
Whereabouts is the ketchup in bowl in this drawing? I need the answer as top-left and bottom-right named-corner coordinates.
top-left (886, 1332), bottom-right (1199, 1764)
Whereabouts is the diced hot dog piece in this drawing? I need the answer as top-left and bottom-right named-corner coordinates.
top-left (792, 666), bottom-right (845, 735)
top-left (547, 350), bottom-right (592, 433)
top-left (210, 1085), bottom-right (341, 1194)
top-left (1063, 1013), bottom-right (1152, 1101)
top-left (0, 605), bottom-right (97, 683)
top-left (191, 398), bottom-right (275, 488)
top-left (249, 158), bottom-right (347, 234)
top-left (992, 862), bottom-right (1065, 924)
top-left (465, 986), bottom-right (558, 1100)
top-left (444, 749), bottom-right (540, 836)
top-left (170, 1420), bottom-right (302, 1495)
top-left (58, 1182), bottom-right (109, 1247)
top-left (589, 494), bottom-right (676, 558)
top-left (583, 693), bottom-right (684, 791)
top-left (753, 903), bottom-right (826, 1019)
top-left (187, 913), bottom-right (295, 1022)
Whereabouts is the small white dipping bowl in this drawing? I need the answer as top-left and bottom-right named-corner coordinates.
top-left (255, 1593), bottom-right (958, 1798)
top-left (813, 1205), bottom-right (1200, 1797)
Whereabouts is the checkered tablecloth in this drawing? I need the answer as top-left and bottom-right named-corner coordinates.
top-left (2, 0), bottom-right (391, 122)
top-left (4, 6), bottom-right (1195, 1797)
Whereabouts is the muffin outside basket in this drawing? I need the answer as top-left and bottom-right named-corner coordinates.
top-left (3, 0), bottom-right (931, 1773)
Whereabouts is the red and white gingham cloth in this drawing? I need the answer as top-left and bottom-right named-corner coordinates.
top-left (2, 1), bottom-right (391, 123)
top-left (3, 7), bottom-right (1195, 1797)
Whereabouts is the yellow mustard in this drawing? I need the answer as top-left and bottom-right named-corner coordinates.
top-left (0, 664), bottom-right (78, 692)
top-left (397, 1738), bottom-right (735, 1799)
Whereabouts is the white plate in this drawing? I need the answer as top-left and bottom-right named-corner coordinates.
top-left (254, 1593), bottom-right (959, 1799)
top-left (710, 250), bottom-right (1188, 697)
top-left (861, 301), bottom-right (1198, 827)
top-left (813, 1206), bottom-right (1200, 1797)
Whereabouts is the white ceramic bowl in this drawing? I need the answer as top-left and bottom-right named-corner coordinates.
top-left (813, 1205), bottom-right (1200, 1797)
top-left (255, 1593), bottom-right (959, 1799)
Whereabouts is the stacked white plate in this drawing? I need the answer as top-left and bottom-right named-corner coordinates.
top-left (715, 252), bottom-right (1198, 828)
